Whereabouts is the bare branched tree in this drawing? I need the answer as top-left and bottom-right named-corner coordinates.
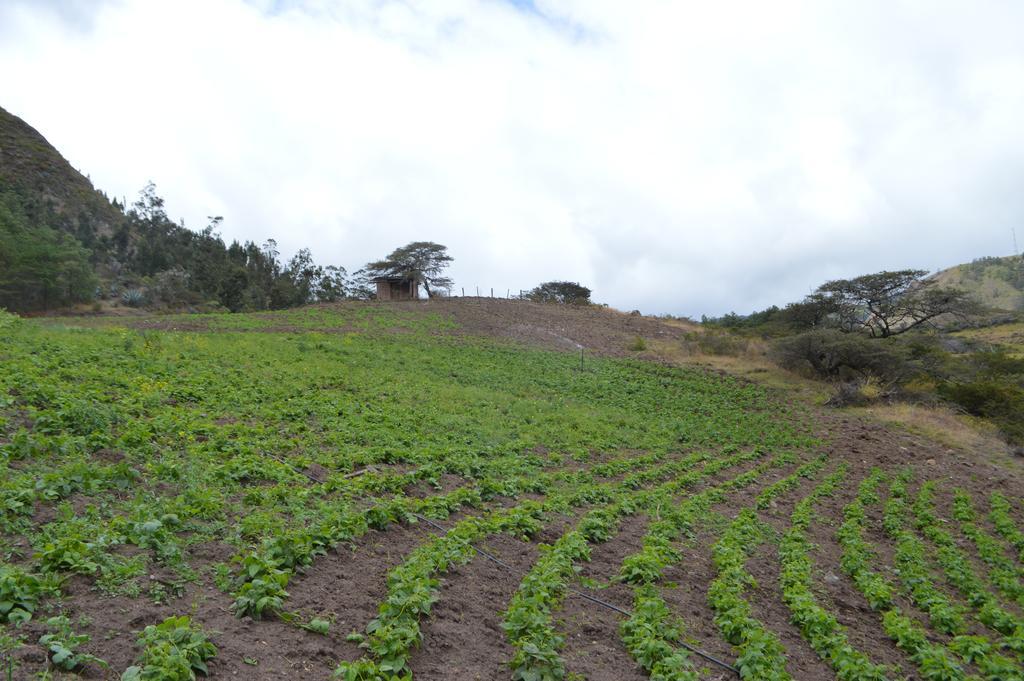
top-left (816, 269), bottom-right (976, 338)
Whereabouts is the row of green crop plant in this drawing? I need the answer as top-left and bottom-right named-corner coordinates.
top-left (883, 479), bottom-right (968, 636)
top-left (883, 479), bottom-right (1023, 679)
top-left (15, 445), bottom-right (540, 613)
top-left (337, 502), bottom-right (546, 680)
top-left (988, 493), bottom-right (1024, 565)
top-left (909, 483), bottom-right (1024, 664)
top-left (338, 446), bottom-right (757, 680)
top-left (839, 471), bottom-right (985, 681)
top-left (708, 505), bottom-right (792, 681)
top-left (953, 491), bottom-right (1024, 608)
top-left (231, 449), bottom-right (714, 620)
top-left (778, 465), bottom-right (893, 680)
top-left (231, 484), bottom-right (491, 620)
top-left (752, 455), bottom-right (828, 510)
top-left (500, 446), bottom-right (789, 681)
top-left (502, 503), bottom-right (631, 681)
top-left (706, 456), bottom-right (836, 681)
top-left (616, 453), bottom-right (802, 680)
top-left (220, 433), bottom-right (678, 571)
top-left (7, 436), bottom-right (707, 627)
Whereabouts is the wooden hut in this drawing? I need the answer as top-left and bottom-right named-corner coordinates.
top-left (374, 276), bottom-right (419, 301)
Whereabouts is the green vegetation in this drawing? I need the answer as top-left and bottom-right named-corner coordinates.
top-left (0, 564), bottom-right (54, 625)
top-left (989, 493), bottom-right (1024, 562)
top-left (912, 486), bottom-right (1024, 655)
top-left (952, 490), bottom-right (1024, 608)
top-left (779, 466), bottom-right (892, 680)
top-left (121, 616), bottom-right (218, 681)
top-left (498, 449), bottom-right (782, 681)
top-left (38, 615), bottom-right (107, 672)
top-left (702, 264), bottom-right (1024, 445)
top-left (936, 256), bottom-right (1024, 313)
top-left (0, 294), bottom-right (1020, 681)
top-left (837, 473), bottom-right (971, 680)
top-left (526, 281), bottom-right (593, 305)
top-left (0, 191), bottom-right (96, 311)
top-left (709, 508), bottom-right (791, 681)
top-left (704, 460), bottom-right (837, 681)
top-left (7, 95), bottom-right (1024, 681)
top-left (1, 305), bottom-right (826, 678)
top-left (1, 106), bottom-right (364, 312)
top-left (616, 455), bottom-right (794, 681)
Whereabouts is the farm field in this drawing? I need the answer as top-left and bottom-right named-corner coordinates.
top-left (2, 302), bottom-right (1023, 681)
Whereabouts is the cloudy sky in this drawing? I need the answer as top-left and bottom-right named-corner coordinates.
top-left (2, 0), bottom-right (1022, 316)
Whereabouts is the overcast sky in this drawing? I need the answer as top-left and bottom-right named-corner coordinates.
top-left (2, 0), bottom-right (1022, 316)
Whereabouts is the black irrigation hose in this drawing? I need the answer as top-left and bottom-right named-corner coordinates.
top-left (409, 512), bottom-right (741, 677)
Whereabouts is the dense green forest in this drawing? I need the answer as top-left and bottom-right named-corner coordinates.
top-left (0, 190), bottom-right (96, 310)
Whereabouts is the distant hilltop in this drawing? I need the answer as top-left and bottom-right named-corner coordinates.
top-left (930, 254), bottom-right (1024, 312)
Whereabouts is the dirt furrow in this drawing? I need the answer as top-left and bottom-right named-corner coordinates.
top-left (407, 529), bottom-right (551, 681)
top-left (559, 512), bottom-right (650, 681)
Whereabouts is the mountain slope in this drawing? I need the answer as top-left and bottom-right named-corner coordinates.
top-left (0, 105), bottom-right (359, 314)
top-left (931, 255), bottom-right (1024, 312)
top-left (0, 105), bottom-right (124, 241)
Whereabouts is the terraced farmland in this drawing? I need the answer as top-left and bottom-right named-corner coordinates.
top-left (1, 304), bottom-right (1022, 680)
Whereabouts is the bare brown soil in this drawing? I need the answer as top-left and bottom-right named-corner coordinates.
top-left (408, 532), bottom-right (542, 681)
top-left (559, 513), bottom-right (650, 681)
top-left (60, 298), bottom-right (695, 358)
top-left (409, 298), bottom-right (693, 356)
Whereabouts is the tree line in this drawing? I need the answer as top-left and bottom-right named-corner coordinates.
top-left (701, 269), bottom-right (1022, 446)
top-left (2, 180), bottom-right (600, 314)
top-left (0, 183), bottom-right (450, 313)
top-left (702, 269), bottom-right (975, 338)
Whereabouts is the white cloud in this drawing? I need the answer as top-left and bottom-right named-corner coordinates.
top-left (2, 0), bottom-right (1023, 315)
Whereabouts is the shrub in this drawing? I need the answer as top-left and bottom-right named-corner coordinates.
top-left (771, 330), bottom-right (912, 382)
top-left (627, 336), bottom-right (647, 352)
top-left (526, 281), bottom-right (591, 305)
top-left (938, 380), bottom-right (1024, 445)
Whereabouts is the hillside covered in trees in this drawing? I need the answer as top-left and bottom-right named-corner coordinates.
top-left (0, 105), bottom-right (352, 313)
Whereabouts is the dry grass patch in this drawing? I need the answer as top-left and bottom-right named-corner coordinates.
top-left (644, 337), bottom-right (831, 404)
top-left (849, 402), bottom-right (1015, 462)
top-left (954, 322), bottom-right (1024, 356)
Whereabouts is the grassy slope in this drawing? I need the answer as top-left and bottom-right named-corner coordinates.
top-left (931, 255), bottom-right (1024, 312)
